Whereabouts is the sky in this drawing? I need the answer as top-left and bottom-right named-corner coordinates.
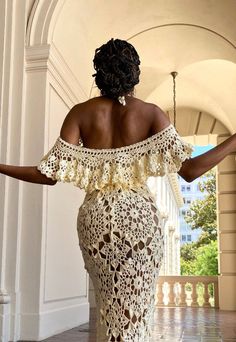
top-left (191, 144), bottom-right (214, 157)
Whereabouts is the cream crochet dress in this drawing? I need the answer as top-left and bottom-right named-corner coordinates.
top-left (37, 123), bottom-right (194, 342)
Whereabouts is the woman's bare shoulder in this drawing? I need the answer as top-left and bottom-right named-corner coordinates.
top-left (150, 104), bottom-right (171, 134)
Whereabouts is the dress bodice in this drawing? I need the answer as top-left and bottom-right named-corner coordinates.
top-left (37, 123), bottom-right (194, 193)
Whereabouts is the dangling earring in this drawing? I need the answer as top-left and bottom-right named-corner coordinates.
top-left (118, 95), bottom-right (126, 106)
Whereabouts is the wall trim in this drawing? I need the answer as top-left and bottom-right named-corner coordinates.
top-left (20, 301), bottom-right (89, 341)
top-left (167, 173), bottom-right (184, 207)
top-left (25, 43), bottom-right (88, 105)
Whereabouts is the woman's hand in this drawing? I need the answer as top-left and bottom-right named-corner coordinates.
top-left (178, 133), bottom-right (236, 182)
top-left (0, 164), bottom-right (57, 185)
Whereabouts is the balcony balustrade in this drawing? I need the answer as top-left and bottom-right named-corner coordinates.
top-left (156, 275), bottom-right (219, 308)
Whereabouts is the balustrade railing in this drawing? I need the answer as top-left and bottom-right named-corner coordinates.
top-left (156, 275), bottom-right (219, 308)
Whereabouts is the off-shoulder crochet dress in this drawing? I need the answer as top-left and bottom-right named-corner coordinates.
top-left (37, 123), bottom-right (194, 342)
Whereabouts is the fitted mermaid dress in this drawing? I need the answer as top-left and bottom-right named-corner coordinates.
top-left (37, 123), bottom-right (193, 342)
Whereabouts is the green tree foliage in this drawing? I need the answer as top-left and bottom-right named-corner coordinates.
top-left (181, 240), bottom-right (218, 276)
top-left (184, 169), bottom-right (217, 247)
top-left (193, 240), bottom-right (219, 275)
top-left (180, 169), bottom-right (218, 276)
top-left (180, 241), bottom-right (197, 262)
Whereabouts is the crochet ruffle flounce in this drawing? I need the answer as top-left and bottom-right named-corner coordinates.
top-left (37, 124), bottom-right (194, 193)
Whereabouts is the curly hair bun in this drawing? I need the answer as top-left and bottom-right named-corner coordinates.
top-left (92, 38), bottom-right (140, 99)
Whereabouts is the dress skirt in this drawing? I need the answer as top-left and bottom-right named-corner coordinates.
top-left (77, 184), bottom-right (164, 342)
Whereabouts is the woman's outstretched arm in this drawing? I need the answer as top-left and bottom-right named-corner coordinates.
top-left (0, 104), bottom-right (81, 185)
top-left (178, 133), bottom-right (236, 182)
top-left (152, 105), bottom-right (236, 183)
top-left (0, 164), bottom-right (57, 185)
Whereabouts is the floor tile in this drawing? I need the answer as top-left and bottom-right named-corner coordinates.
top-left (19, 306), bottom-right (236, 341)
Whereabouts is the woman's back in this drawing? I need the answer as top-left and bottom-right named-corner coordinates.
top-left (77, 95), bottom-right (168, 149)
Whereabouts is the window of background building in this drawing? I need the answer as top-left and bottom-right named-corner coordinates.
top-left (186, 185), bottom-right (191, 191)
top-left (187, 235), bottom-right (192, 241)
top-left (182, 235), bottom-right (186, 241)
top-left (182, 209), bottom-right (186, 215)
top-left (186, 198), bottom-right (191, 204)
top-left (181, 185), bottom-right (185, 191)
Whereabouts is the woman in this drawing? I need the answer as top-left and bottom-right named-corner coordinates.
top-left (0, 38), bottom-right (236, 341)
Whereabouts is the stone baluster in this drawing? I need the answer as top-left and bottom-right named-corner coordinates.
top-left (156, 281), bottom-right (165, 306)
top-left (168, 281), bottom-right (176, 306)
top-left (178, 281), bottom-right (187, 307)
top-left (191, 281), bottom-right (199, 307)
top-left (202, 281), bottom-right (211, 307)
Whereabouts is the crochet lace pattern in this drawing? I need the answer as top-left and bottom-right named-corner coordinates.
top-left (77, 185), bottom-right (164, 341)
top-left (37, 123), bottom-right (194, 341)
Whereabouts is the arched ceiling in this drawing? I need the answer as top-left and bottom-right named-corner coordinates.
top-left (28, 0), bottom-right (236, 134)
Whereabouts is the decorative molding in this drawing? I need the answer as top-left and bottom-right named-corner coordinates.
top-left (49, 43), bottom-right (88, 101)
top-left (219, 210), bottom-right (236, 214)
top-left (43, 268), bottom-right (88, 304)
top-left (25, 43), bottom-right (88, 104)
top-left (43, 293), bottom-right (87, 304)
top-left (220, 250), bottom-right (236, 254)
top-left (26, 0), bottom-right (66, 46)
top-left (167, 173), bottom-right (184, 207)
top-left (219, 230), bottom-right (236, 234)
top-left (25, 43), bottom-right (50, 72)
top-left (0, 290), bottom-right (10, 304)
top-left (20, 302), bottom-right (89, 341)
top-left (218, 171), bottom-right (236, 175)
top-left (218, 133), bottom-right (232, 137)
top-left (168, 223), bottom-right (175, 233)
top-left (160, 210), bottom-right (169, 221)
top-left (220, 272), bottom-right (236, 276)
top-left (218, 191), bottom-right (236, 195)
top-left (128, 23), bottom-right (236, 49)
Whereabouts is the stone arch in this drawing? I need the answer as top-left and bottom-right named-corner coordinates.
top-left (26, 0), bottom-right (65, 46)
top-left (128, 23), bottom-right (236, 49)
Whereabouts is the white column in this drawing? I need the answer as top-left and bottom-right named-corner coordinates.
top-left (168, 224), bottom-right (175, 274)
top-left (217, 134), bottom-right (236, 310)
top-left (159, 211), bottom-right (168, 275)
top-left (174, 235), bottom-right (180, 275)
top-left (0, 1), bottom-right (28, 340)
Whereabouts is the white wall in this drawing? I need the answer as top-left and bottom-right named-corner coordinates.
top-left (0, 1), bottom-right (90, 341)
top-left (19, 47), bottom-right (90, 342)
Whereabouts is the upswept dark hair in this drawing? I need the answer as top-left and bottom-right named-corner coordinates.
top-left (92, 38), bottom-right (141, 99)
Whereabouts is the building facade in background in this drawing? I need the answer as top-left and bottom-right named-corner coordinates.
top-left (178, 145), bottom-right (215, 246)
top-left (148, 175), bottom-right (184, 276)
top-left (178, 174), bottom-right (207, 246)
